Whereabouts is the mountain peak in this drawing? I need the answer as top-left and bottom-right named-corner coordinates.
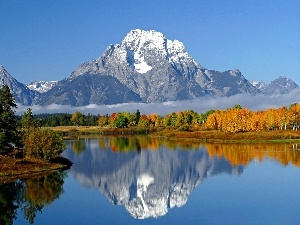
top-left (121, 29), bottom-right (201, 71)
top-left (121, 29), bottom-right (190, 54)
top-left (121, 29), bottom-right (168, 70)
top-left (0, 65), bottom-right (10, 78)
top-left (0, 65), bottom-right (36, 105)
top-left (0, 65), bottom-right (6, 73)
top-left (277, 76), bottom-right (290, 81)
top-left (122, 29), bottom-right (166, 48)
top-left (252, 76), bottom-right (299, 95)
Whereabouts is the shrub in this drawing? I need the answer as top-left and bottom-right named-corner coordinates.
top-left (177, 124), bottom-right (191, 132)
top-left (25, 129), bottom-right (66, 161)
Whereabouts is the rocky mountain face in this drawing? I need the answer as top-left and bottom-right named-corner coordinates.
top-left (0, 65), bottom-right (37, 105)
top-left (35, 75), bottom-right (141, 106)
top-left (1, 29), bottom-right (299, 106)
top-left (62, 138), bottom-right (243, 219)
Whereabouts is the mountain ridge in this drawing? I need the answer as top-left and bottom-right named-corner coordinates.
top-left (0, 29), bottom-right (299, 106)
top-left (0, 65), bottom-right (38, 105)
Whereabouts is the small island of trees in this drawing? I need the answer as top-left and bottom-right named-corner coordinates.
top-left (0, 85), bottom-right (68, 179)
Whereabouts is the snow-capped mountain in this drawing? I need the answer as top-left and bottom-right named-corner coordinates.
top-left (26, 80), bottom-right (58, 93)
top-left (56, 29), bottom-right (258, 105)
top-left (0, 65), bottom-right (37, 105)
top-left (62, 138), bottom-right (243, 219)
top-left (1, 29), bottom-right (299, 106)
top-left (68, 29), bottom-right (207, 103)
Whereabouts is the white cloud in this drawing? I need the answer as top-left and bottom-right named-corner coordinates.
top-left (16, 90), bottom-right (300, 116)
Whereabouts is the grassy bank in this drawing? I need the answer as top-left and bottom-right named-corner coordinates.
top-left (51, 126), bottom-right (150, 138)
top-left (51, 126), bottom-right (300, 143)
top-left (150, 129), bottom-right (300, 143)
top-left (0, 156), bottom-right (72, 183)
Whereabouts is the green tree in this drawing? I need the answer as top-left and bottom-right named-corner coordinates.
top-left (164, 112), bottom-right (177, 127)
top-left (0, 85), bottom-right (21, 155)
top-left (70, 111), bottom-right (85, 126)
top-left (20, 108), bottom-right (36, 129)
top-left (233, 104), bottom-right (242, 109)
top-left (115, 113), bottom-right (129, 128)
top-left (135, 109), bottom-right (141, 125)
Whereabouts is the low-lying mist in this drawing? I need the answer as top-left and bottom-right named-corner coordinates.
top-left (16, 90), bottom-right (300, 116)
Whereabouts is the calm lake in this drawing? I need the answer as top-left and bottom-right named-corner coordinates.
top-left (2, 136), bottom-right (300, 225)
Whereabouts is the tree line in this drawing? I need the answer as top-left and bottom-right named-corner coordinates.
top-left (95, 104), bottom-right (300, 133)
top-left (18, 101), bottom-right (300, 134)
top-left (16, 113), bottom-right (99, 127)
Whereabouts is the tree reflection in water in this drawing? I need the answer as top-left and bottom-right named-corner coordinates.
top-left (103, 136), bottom-right (300, 167)
top-left (0, 181), bottom-right (22, 225)
top-left (0, 171), bottom-right (66, 225)
top-left (72, 139), bottom-right (86, 155)
top-left (206, 143), bottom-right (300, 167)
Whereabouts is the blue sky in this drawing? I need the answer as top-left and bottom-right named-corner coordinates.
top-left (0, 0), bottom-right (299, 85)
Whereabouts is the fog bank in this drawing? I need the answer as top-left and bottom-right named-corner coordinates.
top-left (16, 90), bottom-right (300, 116)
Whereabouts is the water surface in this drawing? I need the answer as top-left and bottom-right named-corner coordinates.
top-left (2, 136), bottom-right (300, 225)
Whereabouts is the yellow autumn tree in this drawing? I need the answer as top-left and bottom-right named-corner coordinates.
top-left (288, 103), bottom-right (300, 130)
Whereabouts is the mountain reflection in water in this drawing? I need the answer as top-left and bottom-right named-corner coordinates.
top-left (64, 136), bottom-right (244, 219)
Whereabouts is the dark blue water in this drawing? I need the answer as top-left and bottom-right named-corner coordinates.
top-left (3, 137), bottom-right (300, 225)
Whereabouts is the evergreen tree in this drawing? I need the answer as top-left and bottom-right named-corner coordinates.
top-left (0, 85), bottom-right (20, 155)
top-left (135, 109), bottom-right (141, 125)
top-left (21, 108), bottom-right (37, 130)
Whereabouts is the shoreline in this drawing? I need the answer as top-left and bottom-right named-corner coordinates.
top-left (0, 156), bottom-right (72, 183)
top-left (50, 126), bottom-right (300, 143)
top-left (2, 128), bottom-right (300, 182)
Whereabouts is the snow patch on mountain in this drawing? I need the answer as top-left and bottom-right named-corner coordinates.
top-left (134, 57), bottom-right (152, 74)
top-left (26, 80), bottom-right (58, 93)
top-left (250, 80), bottom-right (266, 90)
